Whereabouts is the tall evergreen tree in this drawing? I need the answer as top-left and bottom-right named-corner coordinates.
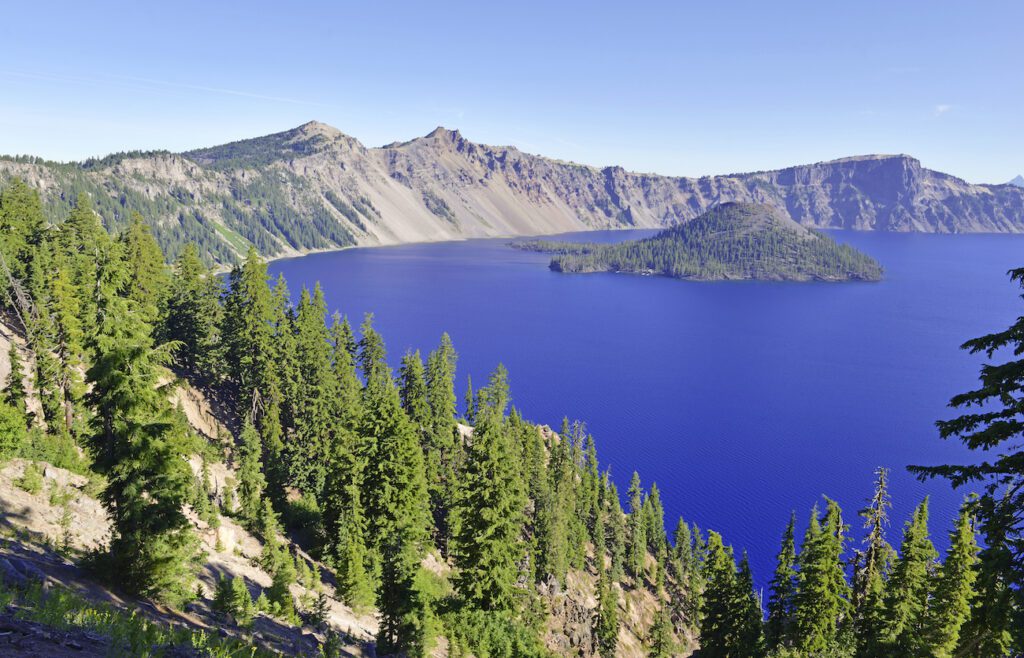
top-left (883, 498), bottom-right (938, 657)
top-left (791, 499), bottom-right (851, 654)
top-left (909, 266), bottom-right (1024, 655)
top-left (0, 178), bottom-right (46, 289)
top-left (736, 552), bottom-right (766, 656)
top-left (699, 531), bottom-right (742, 658)
top-left (3, 342), bottom-right (27, 419)
top-left (85, 240), bottom-right (199, 604)
top-left (926, 501), bottom-right (979, 657)
top-left (452, 365), bottom-right (527, 611)
top-left (329, 313), bottom-right (363, 430)
top-left (424, 334), bottom-right (459, 552)
top-left (399, 350), bottom-right (430, 430)
top-left (235, 418), bottom-right (266, 527)
top-left (289, 284), bottom-right (336, 495)
top-left (118, 214), bottom-right (169, 324)
top-left (643, 482), bottom-right (667, 558)
top-left (765, 512), bottom-right (798, 650)
top-left (159, 243), bottom-right (223, 381)
top-left (852, 467), bottom-right (894, 657)
top-left (627, 471), bottom-right (647, 583)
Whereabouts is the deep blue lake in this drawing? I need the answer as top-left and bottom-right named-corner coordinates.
top-left (269, 230), bottom-right (1024, 588)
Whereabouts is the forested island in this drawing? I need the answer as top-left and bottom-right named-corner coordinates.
top-left (0, 178), bottom-right (1021, 657)
top-left (516, 202), bottom-right (884, 282)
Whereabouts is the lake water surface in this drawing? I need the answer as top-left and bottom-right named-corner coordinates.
top-left (269, 230), bottom-right (1024, 587)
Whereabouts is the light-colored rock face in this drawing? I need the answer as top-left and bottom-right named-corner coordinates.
top-left (2, 123), bottom-right (1022, 264)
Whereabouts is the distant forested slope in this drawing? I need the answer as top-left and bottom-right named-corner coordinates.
top-left (518, 202), bottom-right (884, 282)
top-left (1, 121), bottom-right (1022, 266)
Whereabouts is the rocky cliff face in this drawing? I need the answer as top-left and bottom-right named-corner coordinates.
top-left (2, 121), bottom-right (1021, 263)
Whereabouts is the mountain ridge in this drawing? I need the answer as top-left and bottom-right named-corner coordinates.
top-left (1, 121), bottom-right (1022, 264)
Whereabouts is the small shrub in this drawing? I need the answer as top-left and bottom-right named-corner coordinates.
top-left (16, 462), bottom-right (43, 495)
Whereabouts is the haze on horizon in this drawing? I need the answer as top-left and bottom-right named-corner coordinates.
top-left (0, 0), bottom-right (1020, 184)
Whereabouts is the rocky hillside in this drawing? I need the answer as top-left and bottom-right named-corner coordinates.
top-left (2, 121), bottom-right (1022, 264)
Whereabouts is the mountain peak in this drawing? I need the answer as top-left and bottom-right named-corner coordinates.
top-left (1008, 174), bottom-right (1024, 188)
top-left (425, 126), bottom-right (463, 140)
top-left (294, 120), bottom-right (343, 138)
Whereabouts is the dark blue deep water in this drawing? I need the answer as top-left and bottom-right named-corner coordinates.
top-left (269, 230), bottom-right (1024, 588)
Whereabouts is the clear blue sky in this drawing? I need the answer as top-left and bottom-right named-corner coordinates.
top-left (1, 1), bottom-right (1020, 182)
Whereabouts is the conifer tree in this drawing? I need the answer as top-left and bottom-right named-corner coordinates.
top-left (357, 313), bottom-right (387, 384)
top-left (883, 498), bottom-right (938, 657)
top-left (643, 482), bottom-right (667, 558)
top-left (290, 284), bottom-right (336, 495)
top-left (853, 467), bottom-right (894, 657)
top-left (627, 471), bottom-right (647, 583)
top-left (649, 597), bottom-right (675, 658)
top-left (766, 512), bottom-right (798, 650)
top-left (3, 342), bottom-right (27, 419)
top-left (605, 476), bottom-right (627, 585)
top-left (582, 434), bottom-right (601, 545)
top-left (592, 504), bottom-right (619, 657)
top-left (85, 241), bottom-right (199, 604)
top-left (399, 350), bottom-right (430, 431)
top-left (160, 243), bottom-right (223, 381)
top-left (954, 520), bottom-right (1015, 658)
top-left (362, 350), bottom-right (432, 655)
top-left (0, 178), bottom-right (46, 288)
top-left (699, 531), bottom-right (742, 658)
top-left (334, 481), bottom-right (375, 612)
top-left (909, 266), bottom-right (1024, 655)
top-left (736, 552), bottom-right (766, 656)
top-left (926, 501), bottom-right (979, 657)
top-left (329, 313), bottom-right (363, 430)
top-left (118, 214), bottom-right (169, 324)
top-left (452, 365), bottom-right (527, 611)
top-left (235, 418), bottom-right (266, 527)
top-left (221, 248), bottom-right (285, 499)
top-left (424, 333), bottom-right (459, 550)
top-left (792, 499), bottom-right (850, 654)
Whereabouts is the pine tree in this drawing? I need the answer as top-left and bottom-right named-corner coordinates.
top-left (882, 498), bottom-right (938, 656)
top-left (160, 243), bottom-right (223, 381)
top-left (581, 435), bottom-right (601, 544)
top-left (853, 467), bottom-right (894, 657)
top-left (334, 481), bottom-right (375, 612)
top-left (85, 241), bottom-right (199, 604)
top-left (606, 477), bottom-right (627, 585)
top-left (118, 214), bottom-right (170, 324)
top-left (643, 482), bottom-right (667, 558)
top-left (926, 501), bottom-right (979, 657)
top-left (699, 531), bottom-right (742, 658)
top-left (399, 350), bottom-right (430, 430)
top-left (765, 512), bottom-right (798, 650)
top-left (791, 499), bottom-right (850, 654)
top-left (0, 178), bottom-right (46, 288)
top-left (954, 519), bottom-right (1015, 658)
top-left (452, 365), bottom-right (527, 611)
top-left (3, 342), bottom-right (27, 419)
top-left (364, 353), bottom-right (432, 655)
top-left (593, 505), bottom-right (619, 658)
top-left (235, 419), bottom-right (266, 527)
top-left (909, 266), bottom-right (1024, 655)
top-left (648, 597), bottom-right (675, 657)
top-left (329, 314), bottom-right (362, 430)
top-left (289, 284), bottom-right (336, 495)
top-left (221, 248), bottom-right (285, 500)
top-left (423, 333), bottom-right (460, 551)
top-left (627, 471), bottom-right (647, 583)
top-left (736, 552), bottom-right (766, 656)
